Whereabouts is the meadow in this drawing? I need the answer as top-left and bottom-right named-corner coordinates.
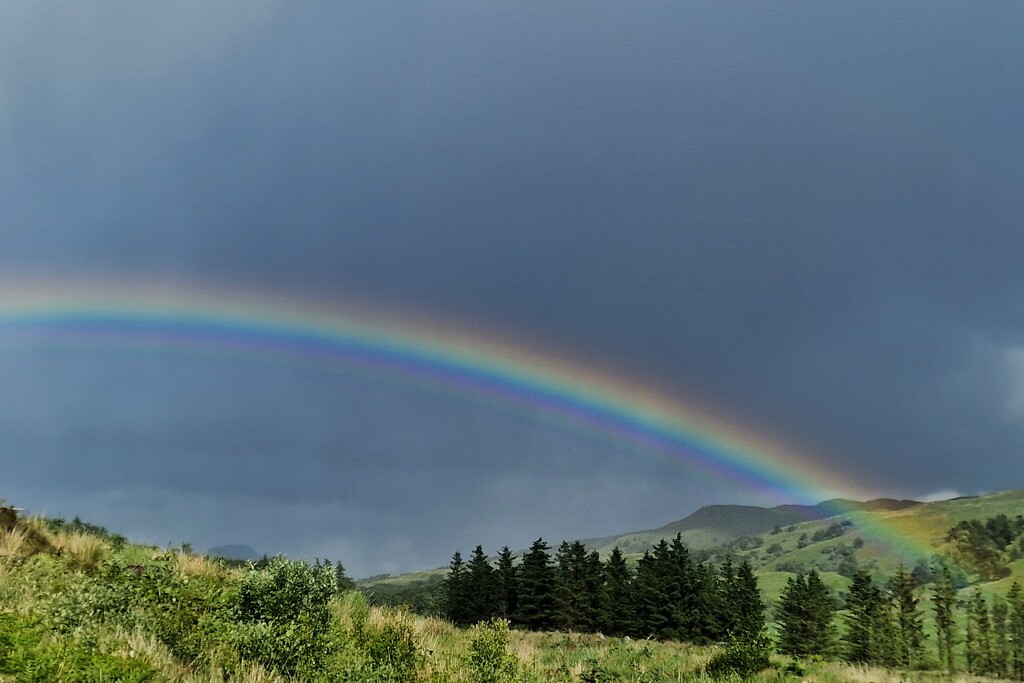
top-left (1, 496), bottom-right (1022, 682)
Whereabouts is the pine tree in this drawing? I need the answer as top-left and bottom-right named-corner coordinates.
top-left (730, 560), bottom-right (765, 641)
top-left (445, 551), bottom-right (472, 626)
top-left (555, 540), bottom-right (600, 632)
top-left (893, 566), bottom-right (926, 669)
top-left (466, 545), bottom-right (497, 624)
top-left (333, 560), bottom-right (356, 593)
top-left (601, 546), bottom-right (632, 636)
top-left (992, 594), bottom-right (1010, 677)
top-left (932, 566), bottom-right (959, 672)
top-left (629, 549), bottom-right (668, 638)
top-left (870, 591), bottom-right (900, 667)
top-left (843, 569), bottom-right (880, 663)
top-left (1008, 582), bottom-right (1024, 680)
top-left (777, 571), bottom-right (834, 656)
top-left (515, 538), bottom-right (556, 631)
top-left (967, 591), bottom-right (992, 674)
top-left (496, 546), bottom-right (519, 620)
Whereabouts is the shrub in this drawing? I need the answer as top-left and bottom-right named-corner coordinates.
top-left (467, 618), bottom-right (518, 683)
top-left (704, 634), bottom-right (772, 680)
top-left (233, 557), bottom-right (336, 677)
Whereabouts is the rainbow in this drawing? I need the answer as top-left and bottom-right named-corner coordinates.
top-left (0, 277), bottom-right (942, 564)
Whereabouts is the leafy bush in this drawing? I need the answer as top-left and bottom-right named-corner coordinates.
top-left (233, 556), bottom-right (337, 677)
top-left (467, 618), bottom-right (518, 683)
top-left (704, 635), bottom-right (772, 680)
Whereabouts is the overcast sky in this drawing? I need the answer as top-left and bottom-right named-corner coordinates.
top-left (2, 2), bottom-right (1023, 576)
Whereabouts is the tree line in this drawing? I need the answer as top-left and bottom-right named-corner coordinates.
top-left (777, 565), bottom-right (1024, 678)
top-left (443, 535), bottom-right (764, 643)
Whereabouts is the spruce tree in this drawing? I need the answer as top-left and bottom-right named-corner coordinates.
top-left (602, 546), bottom-right (632, 636)
top-left (870, 591), bottom-right (900, 667)
top-left (992, 594), bottom-right (1010, 677)
top-left (777, 571), bottom-right (834, 656)
top-left (555, 540), bottom-right (599, 632)
top-left (496, 546), bottom-right (519, 620)
top-left (466, 545), bottom-right (497, 624)
top-left (445, 551), bottom-right (471, 626)
top-left (515, 538), bottom-right (556, 631)
top-left (843, 569), bottom-right (880, 663)
top-left (335, 562), bottom-right (353, 593)
top-left (967, 591), bottom-right (992, 674)
top-left (932, 566), bottom-right (958, 672)
top-left (730, 560), bottom-right (765, 641)
top-left (629, 549), bottom-right (667, 638)
top-left (1008, 582), bottom-right (1024, 680)
top-left (893, 566), bottom-right (926, 669)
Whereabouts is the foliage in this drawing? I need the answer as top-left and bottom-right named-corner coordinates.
top-left (0, 611), bottom-right (155, 682)
top-left (466, 618), bottom-right (518, 683)
top-left (704, 633), bottom-right (772, 679)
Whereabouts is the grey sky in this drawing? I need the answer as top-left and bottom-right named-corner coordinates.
top-left (2, 2), bottom-right (1023, 575)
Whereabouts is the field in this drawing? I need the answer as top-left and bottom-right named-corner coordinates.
top-left (1, 492), bottom-right (1023, 681)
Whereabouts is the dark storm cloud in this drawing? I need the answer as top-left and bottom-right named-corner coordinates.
top-left (2, 2), bottom-right (1024, 573)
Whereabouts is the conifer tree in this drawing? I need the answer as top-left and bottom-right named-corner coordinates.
top-left (333, 560), bottom-right (356, 593)
top-left (445, 551), bottom-right (472, 626)
top-left (967, 591), bottom-right (992, 674)
top-left (555, 540), bottom-right (600, 632)
top-left (777, 571), bottom-right (834, 656)
top-left (932, 566), bottom-right (959, 672)
top-left (843, 569), bottom-right (881, 663)
top-left (466, 545), bottom-right (497, 624)
top-left (992, 594), bottom-right (1010, 677)
top-left (629, 549), bottom-right (668, 638)
top-left (870, 591), bottom-right (901, 667)
top-left (893, 566), bottom-right (926, 669)
top-left (602, 546), bottom-right (632, 636)
top-left (515, 538), bottom-right (556, 631)
top-left (496, 546), bottom-right (519, 620)
top-left (1008, 582), bottom-right (1024, 680)
top-left (730, 560), bottom-right (765, 641)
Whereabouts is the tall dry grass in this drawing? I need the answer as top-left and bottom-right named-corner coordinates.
top-left (50, 530), bottom-right (109, 572)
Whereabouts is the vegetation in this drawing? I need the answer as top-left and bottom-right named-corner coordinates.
top-left (3, 493), bottom-right (1024, 681)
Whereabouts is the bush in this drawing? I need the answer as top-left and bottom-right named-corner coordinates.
top-left (467, 618), bottom-right (518, 683)
top-left (704, 635), bottom-right (772, 680)
top-left (233, 556), bottom-right (336, 677)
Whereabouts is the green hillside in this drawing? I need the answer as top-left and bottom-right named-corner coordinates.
top-left (364, 491), bottom-right (1024, 608)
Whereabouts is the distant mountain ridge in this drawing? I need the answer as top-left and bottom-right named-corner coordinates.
top-left (578, 498), bottom-right (921, 557)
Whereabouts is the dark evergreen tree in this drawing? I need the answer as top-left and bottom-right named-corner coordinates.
top-left (967, 591), bottom-right (992, 675)
top-left (444, 550), bottom-right (472, 626)
top-left (992, 594), bottom-right (1010, 678)
top-left (582, 549), bottom-right (604, 633)
top-left (333, 560), bottom-right (356, 593)
top-left (870, 591), bottom-right (900, 667)
top-left (892, 566), bottom-right (926, 669)
top-left (629, 548), bottom-right (669, 638)
top-left (515, 538), bottom-right (556, 631)
top-left (465, 545), bottom-right (497, 624)
top-left (554, 540), bottom-right (601, 632)
top-left (1008, 582), bottom-right (1024, 680)
top-left (932, 566), bottom-right (959, 672)
top-left (843, 569), bottom-right (881, 663)
top-left (496, 546), bottom-right (519, 620)
top-left (777, 570), bottom-right (834, 656)
top-left (731, 560), bottom-right (765, 641)
top-left (601, 546), bottom-right (632, 636)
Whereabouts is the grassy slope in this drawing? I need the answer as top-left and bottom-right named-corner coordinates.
top-left (363, 490), bottom-right (1024, 607)
top-left (3, 495), bottom-right (1024, 681)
